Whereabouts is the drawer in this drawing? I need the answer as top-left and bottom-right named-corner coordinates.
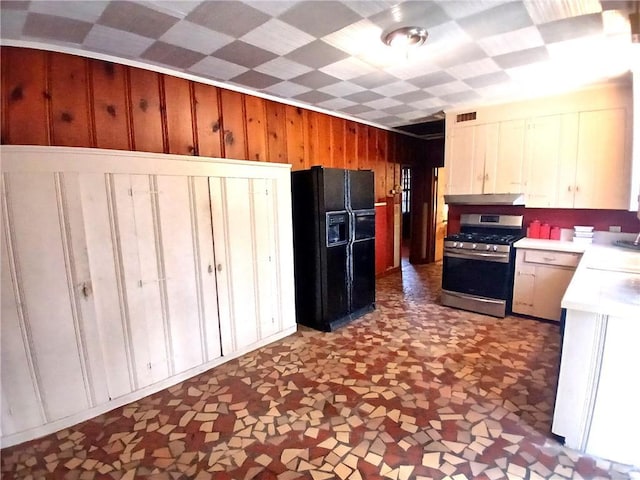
top-left (523, 249), bottom-right (581, 268)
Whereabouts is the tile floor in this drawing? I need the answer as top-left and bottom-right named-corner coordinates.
top-left (2, 262), bottom-right (639, 480)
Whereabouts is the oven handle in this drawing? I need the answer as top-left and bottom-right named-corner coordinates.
top-left (444, 249), bottom-right (510, 263)
top-left (444, 290), bottom-right (506, 305)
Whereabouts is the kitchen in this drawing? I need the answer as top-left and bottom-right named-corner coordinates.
top-left (2, 1), bottom-right (640, 479)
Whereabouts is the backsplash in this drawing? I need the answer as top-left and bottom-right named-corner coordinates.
top-left (447, 205), bottom-right (640, 236)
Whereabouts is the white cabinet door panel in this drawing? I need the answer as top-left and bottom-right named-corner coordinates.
top-left (191, 177), bottom-right (222, 362)
top-left (252, 179), bottom-right (279, 339)
top-left (210, 177), bottom-right (259, 353)
top-left (446, 125), bottom-right (476, 194)
top-left (79, 173), bottom-right (134, 400)
top-left (1, 212), bottom-right (44, 436)
top-left (2, 173), bottom-right (90, 421)
top-left (156, 175), bottom-right (205, 374)
top-left (495, 120), bottom-right (525, 193)
top-left (111, 175), bottom-right (169, 387)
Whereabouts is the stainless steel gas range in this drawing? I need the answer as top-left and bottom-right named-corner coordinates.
top-left (441, 213), bottom-right (524, 318)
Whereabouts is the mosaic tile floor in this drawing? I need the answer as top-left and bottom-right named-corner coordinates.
top-left (2, 262), bottom-right (639, 480)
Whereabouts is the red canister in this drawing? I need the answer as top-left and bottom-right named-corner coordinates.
top-left (550, 227), bottom-right (561, 240)
top-left (540, 223), bottom-right (550, 239)
top-left (528, 220), bottom-right (541, 238)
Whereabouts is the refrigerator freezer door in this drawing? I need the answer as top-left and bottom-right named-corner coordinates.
top-left (348, 170), bottom-right (374, 210)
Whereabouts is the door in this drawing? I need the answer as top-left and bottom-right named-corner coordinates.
top-left (524, 115), bottom-right (562, 207)
top-left (495, 119), bottom-right (525, 193)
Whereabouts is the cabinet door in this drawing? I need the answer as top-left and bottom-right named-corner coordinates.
top-left (574, 108), bottom-right (629, 209)
top-left (1, 173), bottom-right (91, 422)
top-left (524, 115), bottom-right (562, 207)
top-left (532, 266), bottom-right (574, 321)
top-left (512, 251), bottom-right (536, 316)
top-left (556, 114), bottom-right (581, 208)
top-left (446, 125), bottom-right (477, 194)
top-left (494, 119), bottom-right (525, 194)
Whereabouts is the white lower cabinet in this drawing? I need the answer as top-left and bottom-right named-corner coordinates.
top-left (0, 146), bottom-right (296, 447)
top-left (512, 248), bottom-right (581, 321)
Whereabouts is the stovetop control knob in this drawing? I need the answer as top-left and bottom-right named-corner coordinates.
top-left (493, 245), bottom-right (498, 252)
top-left (472, 243), bottom-right (477, 249)
top-left (485, 244), bottom-right (491, 251)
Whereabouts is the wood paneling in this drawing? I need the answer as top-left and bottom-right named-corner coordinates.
top-left (244, 95), bottom-right (267, 162)
top-left (193, 83), bottom-right (223, 158)
top-left (49, 53), bottom-right (92, 147)
top-left (129, 68), bottom-right (164, 153)
top-left (163, 76), bottom-right (195, 155)
top-left (266, 102), bottom-right (287, 164)
top-left (285, 106), bottom-right (305, 170)
top-left (330, 117), bottom-right (345, 169)
top-left (1, 46), bottom-right (433, 274)
top-left (1, 47), bottom-right (49, 145)
top-left (90, 59), bottom-right (131, 151)
top-left (219, 89), bottom-right (247, 160)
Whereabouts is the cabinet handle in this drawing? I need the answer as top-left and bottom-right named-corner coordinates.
top-left (575, 185), bottom-right (580, 192)
top-left (543, 257), bottom-right (556, 262)
top-left (208, 264), bottom-right (213, 274)
top-left (567, 185), bottom-right (572, 192)
top-left (81, 282), bottom-right (91, 298)
top-left (216, 264), bottom-right (223, 272)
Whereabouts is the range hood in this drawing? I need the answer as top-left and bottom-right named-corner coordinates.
top-left (444, 193), bottom-right (526, 206)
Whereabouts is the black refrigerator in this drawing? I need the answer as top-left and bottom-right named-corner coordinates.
top-left (291, 166), bottom-right (375, 332)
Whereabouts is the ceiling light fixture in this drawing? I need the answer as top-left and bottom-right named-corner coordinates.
top-left (382, 26), bottom-right (428, 48)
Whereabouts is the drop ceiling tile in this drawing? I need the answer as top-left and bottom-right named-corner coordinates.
top-left (97, 1), bottom-right (178, 39)
top-left (141, 41), bottom-right (205, 69)
top-left (320, 57), bottom-right (376, 81)
top-left (23, 12), bottom-right (93, 44)
top-left (263, 80), bottom-right (311, 98)
top-left (340, 104), bottom-right (374, 115)
top-left (350, 71), bottom-right (399, 89)
top-left (344, 1), bottom-right (394, 18)
top-left (412, 97), bottom-right (448, 110)
top-left (139, 1), bottom-right (200, 17)
top-left (254, 57), bottom-right (312, 80)
top-left (1, 1), bottom-right (28, 10)
top-left (188, 56), bottom-right (249, 81)
top-left (322, 19), bottom-right (383, 57)
top-left (245, 1), bottom-right (297, 17)
top-left (363, 97), bottom-right (402, 110)
top-left (493, 46), bottom-right (549, 69)
top-left (439, 0), bottom-right (511, 20)
top-left (457, 2), bottom-right (533, 39)
top-left (293, 90), bottom-right (336, 104)
top-left (382, 104), bottom-right (415, 115)
top-left (318, 81), bottom-right (366, 97)
top-left (344, 91), bottom-right (384, 103)
top-left (442, 90), bottom-right (483, 103)
top-left (159, 20), bottom-right (233, 55)
top-left (29, 1), bottom-right (107, 23)
top-left (186, 1), bottom-right (270, 38)
top-left (408, 71), bottom-right (456, 89)
top-left (368, 1), bottom-right (451, 31)
top-left (446, 58), bottom-right (501, 80)
top-left (385, 56), bottom-right (439, 80)
top-left (316, 97), bottom-right (357, 110)
top-left (357, 110), bottom-right (390, 120)
top-left (477, 25), bottom-right (545, 56)
top-left (537, 13), bottom-right (603, 44)
top-left (279, 1), bottom-right (363, 37)
top-left (241, 18), bottom-right (315, 56)
top-left (464, 71), bottom-right (511, 89)
top-left (285, 40), bottom-right (350, 69)
top-left (392, 89), bottom-right (433, 103)
top-left (290, 70), bottom-right (342, 89)
top-left (525, 0), bottom-right (602, 24)
top-left (229, 70), bottom-right (282, 89)
top-left (371, 81), bottom-right (419, 97)
top-left (211, 41), bottom-right (277, 69)
top-left (0, 9), bottom-right (26, 38)
top-left (433, 42), bottom-right (488, 69)
top-left (425, 80), bottom-right (470, 96)
top-left (84, 24), bottom-right (155, 57)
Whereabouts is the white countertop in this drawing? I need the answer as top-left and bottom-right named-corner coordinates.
top-left (561, 244), bottom-right (640, 319)
top-left (514, 237), bottom-right (587, 253)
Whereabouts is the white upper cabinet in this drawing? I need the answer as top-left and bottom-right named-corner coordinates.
top-left (563, 108), bottom-right (629, 209)
top-left (0, 146), bottom-right (296, 447)
top-left (444, 85), bottom-right (632, 209)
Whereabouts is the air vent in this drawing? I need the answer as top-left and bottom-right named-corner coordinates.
top-left (456, 112), bottom-right (477, 123)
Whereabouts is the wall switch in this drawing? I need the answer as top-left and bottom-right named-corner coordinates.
top-left (609, 226), bottom-right (622, 233)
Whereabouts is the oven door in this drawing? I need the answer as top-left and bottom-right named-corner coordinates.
top-left (442, 249), bottom-right (513, 317)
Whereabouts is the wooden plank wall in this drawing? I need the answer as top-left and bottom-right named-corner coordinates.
top-left (1, 46), bottom-right (428, 273)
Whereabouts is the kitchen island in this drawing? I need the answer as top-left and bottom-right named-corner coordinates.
top-left (552, 243), bottom-right (640, 468)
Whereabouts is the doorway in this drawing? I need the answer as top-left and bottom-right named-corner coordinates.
top-left (401, 166), bottom-right (411, 266)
